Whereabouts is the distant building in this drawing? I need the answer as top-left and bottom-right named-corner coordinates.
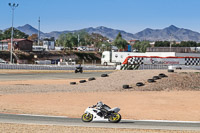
top-left (0, 39), bottom-right (33, 51)
top-left (128, 40), bottom-right (138, 45)
top-left (0, 40), bottom-right (8, 50)
top-left (43, 38), bottom-right (55, 50)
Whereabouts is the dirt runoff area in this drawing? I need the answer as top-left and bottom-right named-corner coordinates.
top-left (0, 69), bottom-right (200, 121)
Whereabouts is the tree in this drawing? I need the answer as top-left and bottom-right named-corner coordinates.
top-left (154, 41), bottom-right (170, 47)
top-left (90, 33), bottom-right (109, 48)
top-left (3, 28), bottom-right (29, 39)
top-left (133, 41), bottom-right (151, 52)
top-left (0, 30), bottom-right (3, 40)
top-left (28, 34), bottom-right (38, 45)
top-left (113, 32), bottom-right (128, 49)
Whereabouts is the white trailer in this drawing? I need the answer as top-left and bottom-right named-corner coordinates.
top-left (101, 51), bottom-right (200, 66)
top-left (101, 51), bottom-right (176, 66)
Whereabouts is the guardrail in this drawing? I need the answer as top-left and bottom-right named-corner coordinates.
top-left (0, 64), bottom-right (115, 70)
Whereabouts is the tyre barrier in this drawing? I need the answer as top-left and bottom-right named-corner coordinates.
top-left (70, 82), bottom-right (76, 85)
top-left (101, 74), bottom-right (108, 77)
top-left (88, 77), bottom-right (96, 81)
top-left (153, 76), bottom-right (160, 80)
top-left (158, 73), bottom-right (167, 78)
top-left (123, 84), bottom-right (130, 89)
top-left (147, 79), bottom-right (155, 83)
top-left (136, 82), bottom-right (144, 87)
top-left (176, 67), bottom-right (182, 70)
top-left (79, 80), bottom-right (86, 83)
top-left (168, 69), bottom-right (174, 72)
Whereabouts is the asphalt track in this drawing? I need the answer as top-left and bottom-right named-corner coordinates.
top-left (0, 71), bottom-right (113, 81)
top-left (0, 113), bottom-right (200, 131)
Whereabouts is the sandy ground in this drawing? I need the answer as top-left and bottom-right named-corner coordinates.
top-left (1, 91), bottom-right (200, 121)
top-left (0, 70), bottom-right (200, 121)
top-left (0, 123), bottom-right (198, 133)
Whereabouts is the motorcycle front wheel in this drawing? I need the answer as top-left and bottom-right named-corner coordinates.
top-left (81, 113), bottom-right (93, 122)
top-left (108, 113), bottom-right (121, 123)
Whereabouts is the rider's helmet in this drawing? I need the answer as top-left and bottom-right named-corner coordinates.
top-left (96, 101), bottom-right (103, 107)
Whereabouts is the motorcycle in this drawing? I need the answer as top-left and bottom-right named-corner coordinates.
top-left (75, 67), bottom-right (83, 73)
top-left (81, 106), bottom-right (121, 123)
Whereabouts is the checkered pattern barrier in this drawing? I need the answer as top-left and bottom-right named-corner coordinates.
top-left (185, 58), bottom-right (200, 66)
top-left (121, 57), bottom-right (200, 70)
top-left (128, 57), bottom-right (144, 65)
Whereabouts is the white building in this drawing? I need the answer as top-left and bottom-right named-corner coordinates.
top-left (43, 40), bottom-right (55, 50)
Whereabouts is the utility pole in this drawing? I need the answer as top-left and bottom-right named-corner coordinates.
top-left (38, 17), bottom-right (40, 46)
top-left (78, 34), bottom-right (80, 47)
top-left (8, 3), bottom-right (19, 64)
top-left (170, 34), bottom-right (172, 52)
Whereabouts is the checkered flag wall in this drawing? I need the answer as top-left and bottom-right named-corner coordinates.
top-left (128, 57), bottom-right (144, 65)
top-left (185, 58), bottom-right (200, 66)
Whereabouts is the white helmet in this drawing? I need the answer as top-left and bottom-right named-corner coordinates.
top-left (97, 101), bottom-right (103, 107)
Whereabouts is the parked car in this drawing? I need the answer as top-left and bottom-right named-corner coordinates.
top-left (77, 46), bottom-right (87, 51)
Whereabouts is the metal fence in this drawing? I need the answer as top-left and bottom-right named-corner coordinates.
top-left (0, 64), bottom-right (115, 70)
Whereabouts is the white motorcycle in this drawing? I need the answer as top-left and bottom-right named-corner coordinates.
top-left (81, 106), bottom-right (121, 123)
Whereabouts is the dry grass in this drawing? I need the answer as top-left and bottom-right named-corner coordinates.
top-left (0, 123), bottom-right (198, 133)
top-left (133, 72), bottom-right (200, 91)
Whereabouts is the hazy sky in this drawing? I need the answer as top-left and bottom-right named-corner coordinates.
top-left (1, 0), bottom-right (200, 33)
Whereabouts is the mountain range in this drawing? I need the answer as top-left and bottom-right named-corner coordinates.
top-left (11, 24), bottom-right (200, 42)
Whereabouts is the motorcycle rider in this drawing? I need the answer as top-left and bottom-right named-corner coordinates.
top-left (92, 101), bottom-right (111, 117)
top-left (78, 63), bottom-right (81, 68)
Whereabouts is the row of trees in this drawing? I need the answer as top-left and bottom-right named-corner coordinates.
top-left (133, 41), bottom-right (151, 52)
top-left (0, 28), bottom-right (28, 40)
top-left (57, 31), bottom-right (129, 50)
top-left (57, 30), bottom-right (109, 49)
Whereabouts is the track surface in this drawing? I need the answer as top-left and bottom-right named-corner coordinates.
top-left (0, 71), bottom-right (113, 81)
top-left (0, 113), bottom-right (200, 131)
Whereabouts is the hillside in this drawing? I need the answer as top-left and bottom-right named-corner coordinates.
top-left (14, 24), bottom-right (200, 42)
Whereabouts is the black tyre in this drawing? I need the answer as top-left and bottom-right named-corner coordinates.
top-left (104, 62), bottom-right (108, 66)
top-left (82, 113), bottom-right (93, 122)
top-left (123, 85), bottom-right (129, 89)
top-left (79, 80), bottom-right (86, 83)
top-left (153, 76), bottom-right (160, 80)
top-left (176, 67), bottom-right (182, 70)
top-left (88, 77), bottom-right (96, 81)
top-left (101, 74), bottom-right (108, 77)
top-left (168, 69), bottom-right (174, 72)
top-left (158, 73), bottom-right (166, 78)
top-left (70, 82), bottom-right (76, 85)
top-left (108, 113), bottom-right (121, 123)
top-left (136, 82), bottom-right (144, 86)
top-left (75, 70), bottom-right (78, 73)
top-left (147, 79), bottom-right (155, 83)
top-left (80, 70), bottom-right (83, 73)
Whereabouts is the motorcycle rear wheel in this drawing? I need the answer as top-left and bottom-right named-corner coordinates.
top-left (108, 113), bottom-right (121, 123)
top-left (81, 113), bottom-right (93, 122)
